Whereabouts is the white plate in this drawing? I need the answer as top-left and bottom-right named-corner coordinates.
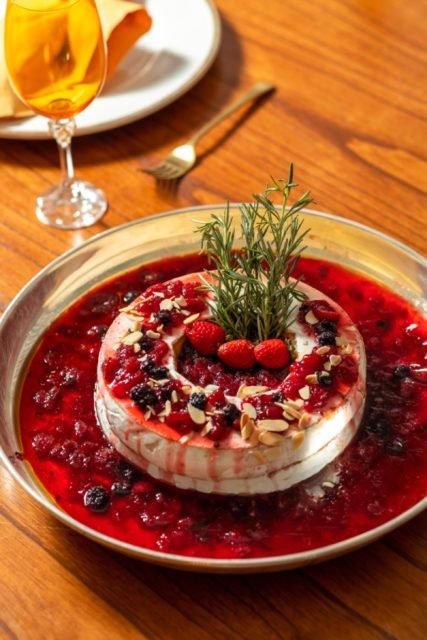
top-left (0, 0), bottom-right (221, 140)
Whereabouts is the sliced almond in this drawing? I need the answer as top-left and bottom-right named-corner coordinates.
top-left (183, 312), bottom-right (200, 325)
top-left (237, 385), bottom-right (269, 399)
top-left (324, 361), bottom-right (332, 372)
top-left (179, 432), bottom-right (194, 444)
top-left (317, 345), bottom-right (330, 356)
top-left (330, 354), bottom-right (342, 367)
top-left (249, 429), bottom-right (260, 447)
top-left (133, 343), bottom-right (142, 354)
top-left (187, 403), bottom-right (206, 425)
top-left (242, 402), bottom-right (257, 420)
top-left (157, 400), bottom-right (172, 418)
top-left (305, 310), bottom-right (318, 325)
top-left (258, 431), bottom-right (283, 446)
top-left (298, 412), bottom-right (311, 429)
top-left (335, 336), bottom-right (345, 346)
top-left (292, 431), bottom-right (306, 448)
top-left (305, 373), bottom-right (318, 385)
top-left (241, 420), bottom-right (254, 441)
top-left (257, 419), bottom-right (289, 432)
top-left (159, 298), bottom-right (174, 311)
top-left (298, 385), bottom-right (310, 400)
top-left (278, 403), bottom-right (301, 421)
top-left (122, 330), bottom-right (143, 345)
top-left (171, 390), bottom-right (178, 404)
top-left (342, 344), bottom-right (353, 355)
top-left (174, 296), bottom-right (187, 308)
top-left (200, 422), bottom-right (214, 437)
top-left (181, 385), bottom-right (192, 396)
top-left (152, 291), bottom-right (165, 299)
top-left (130, 320), bottom-right (142, 332)
top-left (146, 329), bottom-right (161, 339)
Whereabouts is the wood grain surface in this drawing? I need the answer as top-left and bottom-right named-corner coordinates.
top-left (1, 0), bottom-right (426, 638)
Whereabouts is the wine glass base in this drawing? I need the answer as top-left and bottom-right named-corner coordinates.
top-left (36, 179), bottom-right (108, 229)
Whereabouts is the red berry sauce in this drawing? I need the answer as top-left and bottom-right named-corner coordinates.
top-left (19, 254), bottom-right (427, 559)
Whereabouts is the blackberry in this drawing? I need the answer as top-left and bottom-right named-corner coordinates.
top-left (111, 482), bottom-right (132, 497)
top-left (318, 331), bottom-right (336, 346)
top-left (316, 371), bottom-right (332, 386)
top-left (314, 319), bottom-right (337, 334)
top-left (189, 392), bottom-right (207, 410)
top-left (123, 290), bottom-right (141, 304)
top-left (129, 384), bottom-right (157, 408)
top-left (222, 403), bottom-right (240, 425)
top-left (393, 364), bottom-right (410, 380)
top-left (149, 366), bottom-right (169, 380)
top-left (271, 390), bottom-right (283, 403)
top-left (83, 486), bottom-right (110, 513)
top-left (154, 309), bottom-right (172, 326)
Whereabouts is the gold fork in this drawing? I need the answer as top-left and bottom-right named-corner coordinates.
top-left (142, 81), bottom-right (275, 180)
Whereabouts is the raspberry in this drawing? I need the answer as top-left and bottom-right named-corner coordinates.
top-left (254, 339), bottom-right (290, 369)
top-left (185, 321), bottom-right (226, 356)
top-left (217, 339), bottom-right (255, 370)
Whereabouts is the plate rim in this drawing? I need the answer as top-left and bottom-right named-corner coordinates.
top-left (0, 0), bottom-right (222, 140)
top-left (1, 205), bottom-right (426, 572)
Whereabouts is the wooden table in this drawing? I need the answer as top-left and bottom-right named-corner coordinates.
top-left (1, 0), bottom-right (426, 638)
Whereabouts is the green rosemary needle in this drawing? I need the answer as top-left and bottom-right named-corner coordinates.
top-left (197, 164), bottom-right (312, 342)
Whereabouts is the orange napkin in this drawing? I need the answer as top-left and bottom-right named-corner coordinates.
top-left (0, 0), bottom-right (152, 119)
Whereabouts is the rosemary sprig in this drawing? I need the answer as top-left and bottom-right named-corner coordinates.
top-left (197, 164), bottom-right (312, 341)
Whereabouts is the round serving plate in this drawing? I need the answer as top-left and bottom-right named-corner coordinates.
top-left (0, 206), bottom-right (426, 573)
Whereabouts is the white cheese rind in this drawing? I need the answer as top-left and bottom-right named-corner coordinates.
top-left (95, 276), bottom-right (366, 495)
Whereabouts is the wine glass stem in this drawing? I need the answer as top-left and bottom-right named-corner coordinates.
top-left (49, 118), bottom-right (76, 182)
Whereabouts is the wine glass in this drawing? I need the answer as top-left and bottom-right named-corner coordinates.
top-left (4, 0), bottom-right (108, 229)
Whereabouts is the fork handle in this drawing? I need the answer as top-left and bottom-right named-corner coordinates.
top-left (188, 81), bottom-right (275, 145)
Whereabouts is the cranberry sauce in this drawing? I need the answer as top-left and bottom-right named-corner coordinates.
top-left (19, 255), bottom-right (427, 559)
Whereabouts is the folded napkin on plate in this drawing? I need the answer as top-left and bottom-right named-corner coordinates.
top-left (0, 0), bottom-right (151, 119)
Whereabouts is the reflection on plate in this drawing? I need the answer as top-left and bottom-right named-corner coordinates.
top-left (0, 0), bottom-right (221, 140)
top-left (0, 207), bottom-right (426, 573)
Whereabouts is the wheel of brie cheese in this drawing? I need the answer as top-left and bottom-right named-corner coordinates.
top-left (96, 271), bottom-right (366, 495)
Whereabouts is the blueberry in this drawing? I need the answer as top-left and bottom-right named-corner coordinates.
top-left (393, 365), bottom-right (410, 380)
top-left (385, 437), bottom-right (406, 456)
top-left (154, 310), bottom-right (172, 326)
top-left (111, 482), bottom-right (132, 497)
top-left (222, 403), bottom-right (240, 425)
top-left (314, 319), bottom-right (337, 334)
top-left (123, 290), bottom-right (141, 304)
top-left (83, 486), bottom-right (110, 513)
top-left (318, 331), bottom-right (336, 346)
top-left (365, 420), bottom-right (390, 438)
top-left (316, 371), bottom-right (332, 386)
top-left (139, 337), bottom-right (154, 352)
top-left (149, 366), bottom-right (169, 380)
top-left (129, 384), bottom-right (157, 408)
top-left (189, 392), bottom-right (207, 410)
top-left (376, 319), bottom-right (391, 330)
